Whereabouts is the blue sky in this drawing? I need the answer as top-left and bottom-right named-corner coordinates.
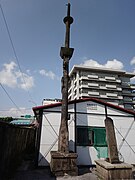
top-left (0, 0), bottom-right (135, 117)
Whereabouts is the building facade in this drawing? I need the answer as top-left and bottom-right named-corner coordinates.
top-left (42, 99), bottom-right (61, 105)
top-left (33, 98), bottom-right (135, 166)
top-left (68, 65), bottom-right (135, 110)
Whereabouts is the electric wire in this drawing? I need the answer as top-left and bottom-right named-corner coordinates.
top-left (38, 114), bottom-right (75, 163)
top-left (114, 125), bottom-right (135, 155)
top-left (0, 83), bottom-right (22, 112)
top-left (0, 2), bottom-right (36, 105)
top-left (119, 118), bottom-right (135, 150)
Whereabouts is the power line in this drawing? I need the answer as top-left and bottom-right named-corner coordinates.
top-left (0, 83), bottom-right (22, 112)
top-left (0, 2), bottom-right (36, 104)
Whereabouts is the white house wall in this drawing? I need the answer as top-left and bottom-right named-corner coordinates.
top-left (76, 102), bottom-right (106, 126)
top-left (75, 100), bottom-right (135, 165)
top-left (38, 100), bottom-right (135, 166)
top-left (76, 101), bottom-right (106, 165)
top-left (38, 104), bottom-right (75, 166)
top-left (107, 114), bottom-right (135, 164)
top-left (76, 101), bottom-right (105, 114)
top-left (77, 146), bottom-right (98, 165)
top-left (38, 111), bottom-right (60, 166)
top-left (107, 106), bottom-right (130, 116)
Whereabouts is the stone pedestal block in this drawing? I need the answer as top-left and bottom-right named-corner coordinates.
top-left (50, 151), bottom-right (78, 176)
top-left (95, 160), bottom-right (132, 180)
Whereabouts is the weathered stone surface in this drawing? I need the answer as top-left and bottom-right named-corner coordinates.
top-left (50, 151), bottom-right (78, 176)
top-left (95, 160), bottom-right (132, 180)
top-left (105, 117), bottom-right (119, 164)
top-left (50, 3), bottom-right (78, 177)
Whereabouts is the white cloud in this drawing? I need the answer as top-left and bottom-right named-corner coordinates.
top-left (17, 72), bottom-right (34, 90)
top-left (105, 59), bottom-right (124, 69)
top-left (39, 69), bottom-right (57, 80)
top-left (0, 61), bottom-right (17, 88)
top-left (130, 57), bottom-right (135, 65)
top-left (0, 61), bottom-right (34, 90)
top-left (0, 107), bottom-right (34, 117)
top-left (81, 59), bottom-right (124, 70)
top-left (81, 59), bottom-right (102, 68)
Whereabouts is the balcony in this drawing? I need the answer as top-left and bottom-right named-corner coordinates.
top-left (68, 93), bottom-right (71, 99)
top-left (123, 98), bottom-right (133, 103)
top-left (79, 76), bottom-right (88, 80)
top-left (80, 84), bottom-right (88, 88)
top-left (122, 83), bottom-right (135, 90)
top-left (117, 87), bottom-right (122, 91)
top-left (117, 96), bottom-right (123, 99)
top-left (99, 86), bottom-right (107, 90)
top-left (68, 86), bottom-right (72, 92)
top-left (81, 92), bottom-right (88, 97)
top-left (88, 75), bottom-right (98, 79)
top-left (105, 76), bottom-right (116, 81)
top-left (88, 91), bottom-right (99, 96)
top-left (121, 83), bottom-right (131, 89)
top-left (99, 78), bottom-right (106, 81)
top-left (122, 92), bottom-right (135, 97)
top-left (100, 95), bottom-right (108, 98)
top-left (116, 79), bottom-right (121, 83)
top-left (106, 93), bottom-right (117, 97)
top-left (74, 86), bottom-right (77, 91)
top-left (130, 84), bottom-right (135, 89)
top-left (88, 83), bottom-right (99, 87)
top-left (122, 90), bottom-right (131, 94)
top-left (106, 84), bottom-right (116, 89)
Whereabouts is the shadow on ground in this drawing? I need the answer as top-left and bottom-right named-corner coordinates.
top-left (9, 159), bottom-right (97, 180)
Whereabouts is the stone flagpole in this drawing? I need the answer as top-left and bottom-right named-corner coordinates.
top-left (58, 2), bottom-right (74, 153)
top-left (50, 2), bottom-right (78, 176)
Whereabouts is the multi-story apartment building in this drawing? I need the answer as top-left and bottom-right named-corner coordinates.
top-left (68, 65), bottom-right (135, 110)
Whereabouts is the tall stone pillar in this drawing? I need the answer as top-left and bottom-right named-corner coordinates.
top-left (95, 117), bottom-right (132, 179)
top-left (105, 117), bottom-right (119, 164)
top-left (50, 3), bottom-right (78, 176)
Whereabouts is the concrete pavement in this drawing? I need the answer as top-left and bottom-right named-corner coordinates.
top-left (11, 160), bottom-right (98, 180)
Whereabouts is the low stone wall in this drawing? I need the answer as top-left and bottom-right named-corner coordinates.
top-left (0, 121), bottom-right (36, 179)
top-left (95, 159), bottom-right (133, 179)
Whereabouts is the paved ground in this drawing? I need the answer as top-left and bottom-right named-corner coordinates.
top-left (10, 160), bottom-right (98, 180)
top-left (11, 169), bottom-right (97, 180)
top-left (9, 160), bottom-right (135, 180)
top-left (57, 172), bottom-right (97, 180)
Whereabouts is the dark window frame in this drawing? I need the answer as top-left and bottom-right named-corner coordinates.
top-left (76, 126), bottom-right (107, 147)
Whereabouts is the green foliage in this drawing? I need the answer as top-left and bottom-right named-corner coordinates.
top-left (0, 117), bottom-right (13, 123)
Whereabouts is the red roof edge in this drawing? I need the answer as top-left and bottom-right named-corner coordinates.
top-left (32, 97), bottom-right (135, 116)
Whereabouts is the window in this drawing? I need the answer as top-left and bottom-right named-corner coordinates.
top-left (93, 127), bottom-right (107, 147)
top-left (77, 127), bottom-right (94, 146)
top-left (76, 126), bottom-right (107, 147)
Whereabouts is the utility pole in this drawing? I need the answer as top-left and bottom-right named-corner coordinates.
top-left (58, 2), bottom-right (74, 153)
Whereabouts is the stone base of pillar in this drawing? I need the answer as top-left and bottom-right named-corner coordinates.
top-left (95, 160), bottom-right (133, 180)
top-left (50, 151), bottom-right (78, 176)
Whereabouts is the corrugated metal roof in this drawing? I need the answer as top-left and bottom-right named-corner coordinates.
top-left (10, 119), bottom-right (33, 125)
